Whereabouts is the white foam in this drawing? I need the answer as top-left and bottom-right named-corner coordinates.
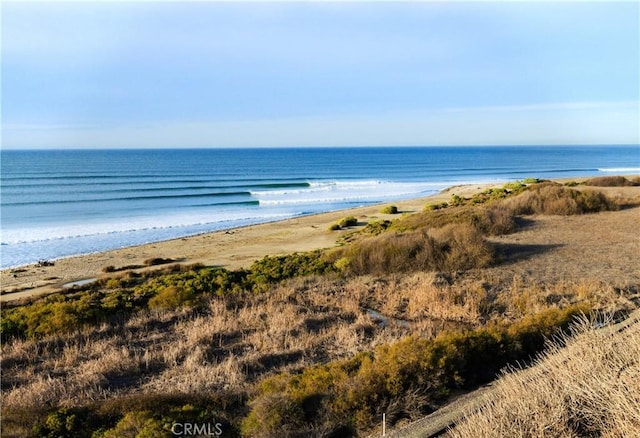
top-left (0, 178), bottom-right (488, 268)
top-left (598, 167), bottom-right (640, 172)
top-left (0, 211), bottom-right (296, 268)
top-left (251, 180), bottom-right (447, 206)
top-left (2, 210), bottom-right (290, 245)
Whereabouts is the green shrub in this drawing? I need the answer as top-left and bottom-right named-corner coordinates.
top-left (147, 286), bottom-right (198, 310)
top-left (1, 266), bottom-right (248, 340)
top-left (424, 202), bottom-right (448, 211)
top-left (503, 181), bottom-right (528, 191)
top-left (380, 205), bottom-right (399, 214)
top-left (134, 266), bottom-right (249, 300)
top-left (338, 216), bottom-right (358, 228)
top-left (1, 292), bottom-right (107, 339)
top-left (32, 408), bottom-right (90, 438)
top-left (449, 194), bottom-right (465, 206)
top-left (328, 223), bottom-right (342, 231)
top-left (248, 252), bottom-right (337, 292)
top-left (362, 220), bottom-right (391, 235)
top-left (100, 411), bottom-right (168, 438)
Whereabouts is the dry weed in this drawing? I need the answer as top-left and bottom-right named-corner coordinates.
top-left (447, 314), bottom-right (640, 437)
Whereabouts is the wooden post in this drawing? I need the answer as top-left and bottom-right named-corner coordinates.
top-left (382, 412), bottom-right (386, 436)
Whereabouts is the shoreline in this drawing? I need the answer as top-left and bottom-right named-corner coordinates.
top-left (1, 182), bottom-right (495, 302)
top-left (0, 176), bottom-right (633, 302)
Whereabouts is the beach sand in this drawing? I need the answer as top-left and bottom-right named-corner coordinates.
top-left (0, 183), bottom-right (490, 302)
top-left (2, 179), bottom-right (638, 303)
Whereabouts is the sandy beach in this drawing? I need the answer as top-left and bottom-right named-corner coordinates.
top-left (1, 183), bottom-right (495, 302)
top-left (2, 178), bottom-right (637, 303)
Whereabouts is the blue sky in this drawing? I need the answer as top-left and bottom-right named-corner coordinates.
top-left (2, 1), bottom-right (639, 149)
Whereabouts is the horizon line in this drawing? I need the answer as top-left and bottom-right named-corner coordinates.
top-left (2, 144), bottom-right (639, 152)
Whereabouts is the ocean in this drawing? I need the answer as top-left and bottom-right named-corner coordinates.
top-left (1, 145), bottom-right (638, 268)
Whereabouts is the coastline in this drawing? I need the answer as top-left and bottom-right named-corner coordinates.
top-left (0, 176), bottom-right (633, 302)
top-left (1, 182), bottom-right (496, 302)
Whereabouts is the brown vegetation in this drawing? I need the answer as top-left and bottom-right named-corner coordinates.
top-left (447, 313), bottom-right (640, 438)
top-left (584, 175), bottom-right (640, 186)
top-left (334, 223), bottom-right (495, 276)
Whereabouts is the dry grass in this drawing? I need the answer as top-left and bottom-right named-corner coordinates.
top-left (338, 223), bottom-right (494, 276)
top-left (447, 313), bottom-right (640, 438)
top-left (3, 274), bottom-right (634, 427)
top-left (505, 184), bottom-right (617, 215)
top-left (584, 176), bottom-right (639, 187)
top-left (1, 277), bottom-right (427, 416)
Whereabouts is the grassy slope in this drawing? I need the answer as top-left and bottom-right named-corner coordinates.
top-left (446, 310), bottom-right (640, 437)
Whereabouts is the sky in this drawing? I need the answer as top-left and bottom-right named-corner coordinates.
top-left (1, 1), bottom-right (639, 149)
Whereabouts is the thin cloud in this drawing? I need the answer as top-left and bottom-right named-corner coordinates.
top-left (444, 101), bottom-right (640, 113)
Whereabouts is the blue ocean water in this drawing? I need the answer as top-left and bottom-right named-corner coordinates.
top-left (1, 146), bottom-right (639, 268)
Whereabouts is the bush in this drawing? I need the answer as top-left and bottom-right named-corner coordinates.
top-left (449, 194), bottom-right (465, 206)
top-left (430, 223), bottom-right (496, 271)
top-left (392, 203), bottom-right (516, 236)
top-left (471, 204), bottom-right (517, 235)
top-left (241, 393), bottom-right (305, 437)
top-left (147, 286), bottom-right (198, 310)
top-left (1, 292), bottom-right (107, 339)
top-left (363, 220), bottom-right (392, 235)
top-left (380, 205), bottom-right (399, 214)
top-left (337, 223), bottom-right (494, 276)
top-left (503, 181), bottom-right (528, 191)
top-left (328, 223), bottom-right (342, 231)
top-left (1, 266), bottom-right (247, 340)
top-left (338, 216), bottom-right (358, 228)
top-left (248, 252), bottom-right (337, 292)
top-left (32, 408), bottom-right (91, 438)
top-left (584, 176), bottom-right (638, 187)
top-left (143, 257), bottom-right (175, 267)
top-left (424, 202), bottom-right (448, 211)
top-left (506, 185), bottom-right (617, 215)
top-left (99, 411), bottom-right (168, 438)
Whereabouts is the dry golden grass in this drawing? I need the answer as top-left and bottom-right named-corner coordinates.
top-left (3, 272), bottom-right (635, 425)
top-left (447, 313), bottom-right (640, 438)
